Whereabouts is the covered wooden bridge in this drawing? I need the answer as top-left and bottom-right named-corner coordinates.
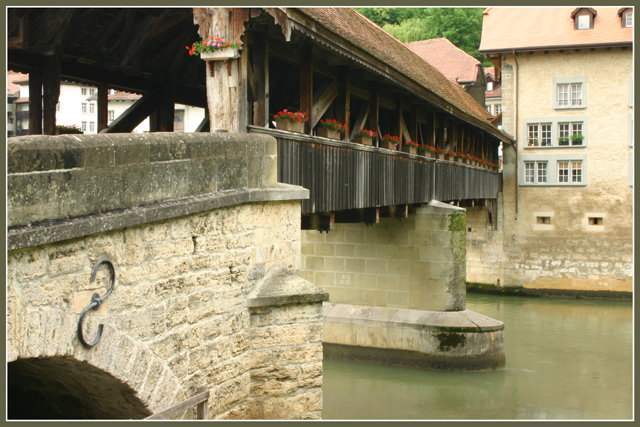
top-left (7, 7), bottom-right (513, 228)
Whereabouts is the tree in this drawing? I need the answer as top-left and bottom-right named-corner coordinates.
top-left (356, 7), bottom-right (489, 66)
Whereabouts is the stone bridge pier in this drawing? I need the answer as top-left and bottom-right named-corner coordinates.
top-left (302, 202), bottom-right (505, 371)
top-left (7, 133), bottom-right (328, 420)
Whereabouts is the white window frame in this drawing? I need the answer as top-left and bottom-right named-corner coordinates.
top-left (521, 154), bottom-right (587, 186)
top-left (108, 110), bottom-right (115, 122)
top-left (81, 121), bottom-right (87, 132)
top-left (554, 77), bottom-right (587, 110)
top-left (525, 116), bottom-right (588, 148)
top-left (495, 104), bottom-right (501, 115)
top-left (81, 102), bottom-right (87, 113)
top-left (625, 11), bottom-right (633, 28)
top-left (89, 121), bottom-right (95, 133)
top-left (578, 14), bottom-right (590, 29)
top-left (487, 81), bottom-right (493, 91)
top-left (89, 103), bottom-right (95, 114)
top-left (81, 87), bottom-right (87, 96)
top-left (89, 88), bottom-right (95, 96)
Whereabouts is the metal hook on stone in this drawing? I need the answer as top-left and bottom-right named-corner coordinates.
top-left (77, 259), bottom-right (116, 348)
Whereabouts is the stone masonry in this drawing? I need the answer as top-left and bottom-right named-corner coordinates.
top-left (7, 133), bottom-right (328, 420)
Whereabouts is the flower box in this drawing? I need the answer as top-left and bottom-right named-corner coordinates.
top-left (276, 119), bottom-right (305, 133)
top-left (354, 135), bottom-right (374, 146)
top-left (200, 47), bottom-right (241, 61)
top-left (380, 139), bottom-right (397, 150)
top-left (402, 144), bottom-right (417, 155)
top-left (317, 127), bottom-right (341, 140)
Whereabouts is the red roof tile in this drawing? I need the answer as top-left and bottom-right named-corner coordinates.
top-left (480, 7), bottom-right (633, 52)
top-left (405, 38), bottom-right (481, 84)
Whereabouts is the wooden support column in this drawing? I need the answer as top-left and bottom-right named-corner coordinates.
top-left (28, 68), bottom-right (42, 135)
top-left (194, 7), bottom-right (249, 133)
top-left (42, 51), bottom-right (61, 135)
top-left (97, 83), bottom-right (108, 132)
top-left (409, 106), bottom-right (418, 142)
top-left (150, 83), bottom-right (174, 132)
top-left (369, 83), bottom-right (379, 145)
top-left (336, 66), bottom-right (351, 137)
top-left (300, 43), bottom-right (313, 134)
top-left (248, 29), bottom-right (268, 127)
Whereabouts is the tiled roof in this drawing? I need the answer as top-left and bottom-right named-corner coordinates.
top-left (405, 38), bottom-right (481, 84)
top-left (7, 71), bottom-right (27, 96)
top-left (295, 8), bottom-right (495, 133)
top-left (480, 7), bottom-right (633, 52)
top-left (486, 86), bottom-right (502, 99)
top-left (485, 67), bottom-right (495, 81)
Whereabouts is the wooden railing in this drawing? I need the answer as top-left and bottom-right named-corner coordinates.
top-left (144, 388), bottom-right (209, 420)
top-left (248, 126), bottom-right (500, 215)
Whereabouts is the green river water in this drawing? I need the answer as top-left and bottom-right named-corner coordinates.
top-left (322, 293), bottom-right (633, 420)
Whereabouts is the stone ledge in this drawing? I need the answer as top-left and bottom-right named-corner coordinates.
top-left (323, 302), bottom-right (504, 333)
top-left (8, 184), bottom-right (309, 251)
top-left (249, 268), bottom-right (329, 308)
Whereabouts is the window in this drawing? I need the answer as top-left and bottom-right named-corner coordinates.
top-left (571, 123), bottom-right (583, 145)
top-left (495, 104), bottom-right (501, 115)
top-left (525, 161), bottom-right (548, 184)
top-left (89, 122), bottom-right (95, 133)
top-left (487, 82), bottom-right (494, 91)
top-left (486, 105), bottom-right (492, 113)
top-left (624, 11), bottom-right (633, 28)
top-left (108, 110), bottom-right (115, 122)
top-left (558, 161), bottom-right (583, 183)
top-left (528, 124), bottom-right (539, 146)
top-left (578, 14), bottom-right (590, 29)
top-left (588, 217), bottom-right (603, 226)
top-left (558, 123), bottom-right (570, 145)
top-left (558, 83), bottom-right (582, 107)
top-left (89, 88), bottom-right (95, 96)
top-left (554, 77), bottom-right (587, 109)
top-left (56, 103), bottom-right (60, 112)
top-left (541, 124), bottom-right (552, 146)
top-left (81, 121), bottom-right (87, 132)
top-left (537, 216), bottom-right (551, 225)
top-left (81, 88), bottom-right (87, 96)
top-left (81, 103), bottom-right (87, 113)
top-left (528, 123), bottom-right (552, 146)
top-left (89, 103), bottom-right (95, 114)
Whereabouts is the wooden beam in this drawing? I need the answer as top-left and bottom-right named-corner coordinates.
top-left (339, 66), bottom-right (351, 137)
top-left (311, 80), bottom-right (338, 129)
top-left (102, 91), bottom-right (161, 133)
top-left (350, 102), bottom-right (370, 141)
top-left (300, 43), bottom-right (313, 134)
top-left (28, 69), bottom-right (42, 134)
top-left (249, 30), bottom-right (268, 126)
top-left (97, 83), bottom-right (108, 133)
top-left (369, 83), bottom-right (379, 146)
top-left (42, 50), bottom-right (61, 135)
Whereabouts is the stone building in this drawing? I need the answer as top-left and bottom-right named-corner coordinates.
top-left (469, 7), bottom-right (633, 295)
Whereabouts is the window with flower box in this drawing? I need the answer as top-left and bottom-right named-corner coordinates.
top-left (525, 117), bottom-right (587, 148)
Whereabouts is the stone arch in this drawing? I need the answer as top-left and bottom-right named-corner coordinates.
top-left (7, 307), bottom-right (188, 418)
top-left (8, 356), bottom-right (151, 419)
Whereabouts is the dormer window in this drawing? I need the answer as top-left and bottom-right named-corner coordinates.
top-left (619, 8), bottom-right (633, 28)
top-left (487, 81), bottom-right (494, 91)
top-left (571, 7), bottom-right (597, 30)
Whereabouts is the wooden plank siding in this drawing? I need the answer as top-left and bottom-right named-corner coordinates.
top-left (249, 126), bottom-right (499, 215)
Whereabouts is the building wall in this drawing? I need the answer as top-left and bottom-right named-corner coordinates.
top-left (474, 48), bottom-right (633, 292)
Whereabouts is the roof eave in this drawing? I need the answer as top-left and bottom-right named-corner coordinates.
top-left (481, 41), bottom-right (632, 54)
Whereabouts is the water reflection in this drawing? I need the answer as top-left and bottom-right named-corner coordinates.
top-left (322, 294), bottom-right (633, 420)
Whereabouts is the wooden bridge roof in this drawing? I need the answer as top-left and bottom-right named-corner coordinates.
top-left (7, 7), bottom-right (511, 144)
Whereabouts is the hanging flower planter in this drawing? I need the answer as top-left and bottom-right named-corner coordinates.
top-left (187, 36), bottom-right (243, 61)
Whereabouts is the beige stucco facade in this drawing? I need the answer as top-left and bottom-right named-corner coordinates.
top-left (468, 47), bottom-right (633, 293)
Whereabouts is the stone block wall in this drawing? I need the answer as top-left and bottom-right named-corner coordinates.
top-left (7, 133), bottom-right (327, 420)
top-left (301, 201), bottom-right (467, 312)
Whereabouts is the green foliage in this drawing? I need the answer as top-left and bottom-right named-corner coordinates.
top-left (356, 7), bottom-right (490, 66)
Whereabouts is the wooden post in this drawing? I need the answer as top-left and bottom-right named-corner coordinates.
top-left (369, 83), bottom-right (379, 145)
top-left (194, 8), bottom-right (249, 133)
top-left (42, 51), bottom-right (61, 135)
top-left (28, 68), bottom-right (42, 135)
top-left (97, 83), bottom-right (108, 133)
top-left (249, 29), bottom-right (268, 127)
top-left (300, 43), bottom-right (313, 134)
